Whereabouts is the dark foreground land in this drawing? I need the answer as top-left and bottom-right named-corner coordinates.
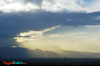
top-left (0, 58), bottom-right (100, 66)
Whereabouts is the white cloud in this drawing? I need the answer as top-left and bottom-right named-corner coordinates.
top-left (47, 34), bottom-right (61, 38)
top-left (66, 32), bottom-right (88, 35)
top-left (14, 25), bottom-right (60, 42)
top-left (85, 25), bottom-right (100, 28)
top-left (85, 0), bottom-right (100, 13)
top-left (0, 0), bottom-right (40, 13)
top-left (41, 0), bottom-right (84, 12)
top-left (0, 0), bottom-right (100, 13)
top-left (11, 46), bottom-right (17, 48)
top-left (46, 32), bottom-right (87, 38)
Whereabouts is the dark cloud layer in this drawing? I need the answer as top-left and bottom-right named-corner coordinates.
top-left (0, 12), bottom-right (100, 47)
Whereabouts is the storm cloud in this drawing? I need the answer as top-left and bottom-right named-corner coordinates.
top-left (0, 12), bottom-right (100, 47)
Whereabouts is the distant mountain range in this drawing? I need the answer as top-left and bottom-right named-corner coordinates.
top-left (0, 47), bottom-right (100, 59)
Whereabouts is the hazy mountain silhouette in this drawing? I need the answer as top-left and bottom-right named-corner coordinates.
top-left (0, 47), bottom-right (100, 59)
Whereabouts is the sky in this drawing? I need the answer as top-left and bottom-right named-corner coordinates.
top-left (0, 0), bottom-right (100, 58)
